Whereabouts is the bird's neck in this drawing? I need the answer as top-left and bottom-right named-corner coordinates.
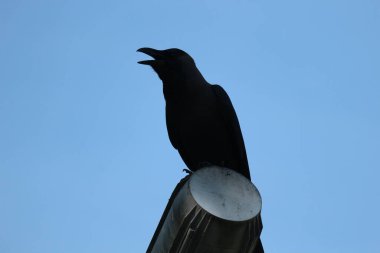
top-left (163, 68), bottom-right (208, 102)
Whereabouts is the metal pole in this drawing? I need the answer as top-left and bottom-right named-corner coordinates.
top-left (147, 166), bottom-right (263, 253)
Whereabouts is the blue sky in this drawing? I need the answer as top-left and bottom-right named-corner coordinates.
top-left (1, 0), bottom-right (379, 252)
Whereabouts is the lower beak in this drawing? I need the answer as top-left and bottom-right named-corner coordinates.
top-left (137, 47), bottom-right (164, 65)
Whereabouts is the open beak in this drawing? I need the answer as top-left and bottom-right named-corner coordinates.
top-left (137, 47), bottom-right (164, 65)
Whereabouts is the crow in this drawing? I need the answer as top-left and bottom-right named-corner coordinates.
top-left (137, 47), bottom-right (251, 181)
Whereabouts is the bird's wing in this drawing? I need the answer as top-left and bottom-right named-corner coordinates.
top-left (165, 104), bottom-right (179, 150)
top-left (211, 84), bottom-right (251, 180)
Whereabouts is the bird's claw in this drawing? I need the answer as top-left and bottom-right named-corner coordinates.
top-left (183, 168), bottom-right (193, 174)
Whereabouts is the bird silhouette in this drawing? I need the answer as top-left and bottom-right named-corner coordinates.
top-left (138, 47), bottom-right (251, 180)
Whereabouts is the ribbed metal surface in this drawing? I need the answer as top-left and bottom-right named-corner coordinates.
top-left (147, 166), bottom-right (263, 253)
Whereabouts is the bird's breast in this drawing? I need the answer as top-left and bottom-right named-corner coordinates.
top-left (167, 96), bottom-right (230, 149)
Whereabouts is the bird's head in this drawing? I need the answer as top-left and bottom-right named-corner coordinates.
top-left (137, 47), bottom-right (203, 85)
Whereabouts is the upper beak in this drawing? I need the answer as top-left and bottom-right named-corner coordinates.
top-left (137, 47), bottom-right (164, 65)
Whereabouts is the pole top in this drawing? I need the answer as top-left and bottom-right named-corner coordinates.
top-left (189, 166), bottom-right (262, 222)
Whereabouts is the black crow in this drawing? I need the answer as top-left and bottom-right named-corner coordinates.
top-left (137, 47), bottom-right (251, 180)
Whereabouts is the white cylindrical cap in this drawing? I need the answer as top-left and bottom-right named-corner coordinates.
top-left (189, 166), bottom-right (262, 222)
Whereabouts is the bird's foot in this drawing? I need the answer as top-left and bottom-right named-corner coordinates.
top-left (183, 168), bottom-right (193, 174)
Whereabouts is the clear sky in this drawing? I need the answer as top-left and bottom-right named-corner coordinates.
top-left (1, 0), bottom-right (379, 252)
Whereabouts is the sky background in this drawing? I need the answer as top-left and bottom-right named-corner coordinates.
top-left (1, 0), bottom-right (379, 252)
